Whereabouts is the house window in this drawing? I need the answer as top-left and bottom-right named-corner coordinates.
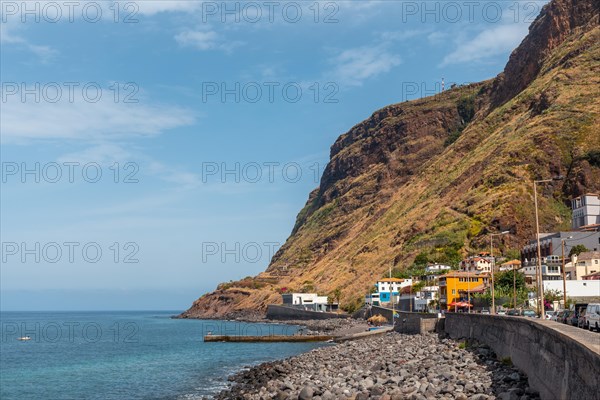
top-left (452, 289), bottom-right (455, 294)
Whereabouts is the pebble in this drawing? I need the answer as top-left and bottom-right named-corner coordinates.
top-left (212, 333), bottom-right (540, 400)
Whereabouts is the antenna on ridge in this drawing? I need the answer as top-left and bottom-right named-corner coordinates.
top-left (441, 77), bottom-right (445, 92)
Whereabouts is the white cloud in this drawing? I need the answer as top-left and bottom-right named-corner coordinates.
top-left (1, 94), bottom-right (195, 143)
top-left (330, 45), bottom-right (401, 87)
top-left (133, 1), bottom-right (204, 15)
top-left (175, 30), bottom-right (219, 50)
top-left (379, 30), bottom-right (427, 42)
top-left (427, 31), bottom-right (446, 45)
top-left (57, 143), bottom-right (134, 166)
top-left (55, 144), bottom-right (204, 191)
top-left (174, 29), bottom-right (242, 53)
top-left (440, 23), bottom-right (529, 66)
top-left (147, 161), bottom-right (202, 190)
top-left (0, 23), bottom-right (57, 62)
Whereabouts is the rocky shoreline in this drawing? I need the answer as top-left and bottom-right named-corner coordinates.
top-left (209, 332), bottom-right (540, 400)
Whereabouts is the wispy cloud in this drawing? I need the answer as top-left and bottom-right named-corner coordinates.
top-left (325, 29), bottom-right (430, 87)
top-left (57, 143), bottom-right (135, 166)
top-left (440, 23), bottom-right (529, 66)
top-left (175, 29), bottom-right (219, 50)
top-left (174, 29), bottom-right (242, 53)
top-left (0, 23), bottom-right (57, 62)
top-left (147, 161), bottom-right (202, 190)
top-left (55, 143), bottom-right (205, 191)
top-left (1, 95), bottom-right (195, 143)
top-left (331, 46), bottom-right (401, 87)
top-left (133, 1), bottom-right (205, 15)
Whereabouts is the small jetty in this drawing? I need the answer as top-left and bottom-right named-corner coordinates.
top-left (204, 334), bottom-right (334, 342)
top-left (203, 326), bottom-right (394, 343)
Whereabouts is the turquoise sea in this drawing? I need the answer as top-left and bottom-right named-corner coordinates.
top-left (0, 311), bottom-right (324, 399)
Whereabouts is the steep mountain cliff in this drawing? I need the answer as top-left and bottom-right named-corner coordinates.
top-left (180, 0), bottom-right (600, 318)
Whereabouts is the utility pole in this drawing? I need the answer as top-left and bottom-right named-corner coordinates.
top-left (562, 240), bottom-right (567, 309)
top-left (533, 176), bottom-right (563, 317)
top-left (490, 231), bottom-right (510, 314)
top-left (390, 265), bottom-right (395, 326)
top-left (454, 274), bottom-right (457, 313)
top-left (513, 263), bottom-right (517, 310)
top-left (409, 276), bottom-right (412, 312)
top-left (561, 236), bottom-right (572, 309)
top-left (534, 180), bottom-right (543, 317)
top-left (467, 267), bottom-right (470, 314)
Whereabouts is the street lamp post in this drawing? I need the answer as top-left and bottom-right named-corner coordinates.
top-left (533, 176), bottom-right (563, 317)
top-left (408, 276), bottom-right (412, 313)
top-left (389, 265), bottom-right (394, 327)
top-left (490, 231), bottom-right (510, 314)
top-left (467, 266), bottom-right (471, 314)
top-left (513, 263), bottom-right (517, 310)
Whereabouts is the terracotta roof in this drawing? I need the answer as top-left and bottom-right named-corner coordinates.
top-left (459, 284), bottom-right (487, 293)
top-left (468, 257), bottom-right (491, 262)
top-left (378, 278), bottom-right (406, 282)
top-left (582, 271), bottom-right (600, 278)
top-left (440, 272), bottom-right (490, 278)
top-left (577, 251), bottom-right (600, 261)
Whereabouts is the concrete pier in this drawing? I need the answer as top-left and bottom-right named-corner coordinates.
top-left (203, 334), bottom-right (334, 342)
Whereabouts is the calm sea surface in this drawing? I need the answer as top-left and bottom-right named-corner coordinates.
top-left (0, 311), bottom-right (325, 399)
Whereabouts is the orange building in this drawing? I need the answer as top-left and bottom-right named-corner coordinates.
top-left (438, 271), bottom-right (490, 310)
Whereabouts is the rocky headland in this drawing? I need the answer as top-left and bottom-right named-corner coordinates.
top-left (181, 0), bottom-right (600, 319)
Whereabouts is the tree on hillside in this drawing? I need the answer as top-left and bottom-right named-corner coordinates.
top-left (412, 280), bottom-right (426, 293)
top-left (569, 244), bottom-right (589, 257)
top-left (414, 252), bottom-right (429, 266)
top-left (331, 288), bottom-right (342, 305)
top-left (503, 249), bottom-right (521, 261)
top-left (494, 270), bottom-right (526, 292)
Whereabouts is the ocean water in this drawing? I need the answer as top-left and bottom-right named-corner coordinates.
top-left (0, 311), bottom-right (325, 399)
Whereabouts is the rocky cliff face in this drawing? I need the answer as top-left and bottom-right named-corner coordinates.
top-left (489, 0), bottom-right (599, 109)
top-left (179, 0), bottom-right (600, 319)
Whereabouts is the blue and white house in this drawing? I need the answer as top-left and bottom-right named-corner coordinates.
top-left (366, 278), bottom-right (413, 305)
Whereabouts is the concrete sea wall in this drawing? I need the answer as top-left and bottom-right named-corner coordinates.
top-left (444, 313), bottom-right (600, 400)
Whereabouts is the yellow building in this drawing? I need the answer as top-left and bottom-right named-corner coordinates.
top-left (439, 272), bottom-right (490, 310)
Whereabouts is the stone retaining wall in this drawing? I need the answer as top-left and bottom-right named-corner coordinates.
top-left (444, 313), bottom-right (600, 400)
top-left (364, 306), bottom-right (440, 334)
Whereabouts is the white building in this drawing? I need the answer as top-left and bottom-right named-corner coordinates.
top-left (572, 193), bottom-right (600, 229)
top-left (571, 193), bottom-right (600, 229)
top-left (521, 263), bottom-right (537, 281)
top-left (373, 278), bottom-right (413, 304)
top-left (425, 264), bottom-right (451, 274)
top-left (520, 260), bottom-right (562, 282)
top-left (460, 257), bottom-right (492, 273)
top-left (543, 280), bottom-right (600, 300)
top-left (567, 251), bottom-right (600, 280)
top-left (376, 278), bottom-right (413, 294)
top-left (542, 264), bottom-right (562, 280)
top-left (365, 292), bottom-right (381, 306)
top-left (281, 293), bottom-right (332, 311)
top-left (499, 259), bottom-right (522, 272)
top-left (413, 285), bottom-right (439, 312)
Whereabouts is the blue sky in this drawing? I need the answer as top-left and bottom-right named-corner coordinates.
top-left (0, 0), bottom-right (547, 311)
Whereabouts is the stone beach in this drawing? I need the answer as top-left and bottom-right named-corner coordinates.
top-left (212, 332), bottom-right (540, 400)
